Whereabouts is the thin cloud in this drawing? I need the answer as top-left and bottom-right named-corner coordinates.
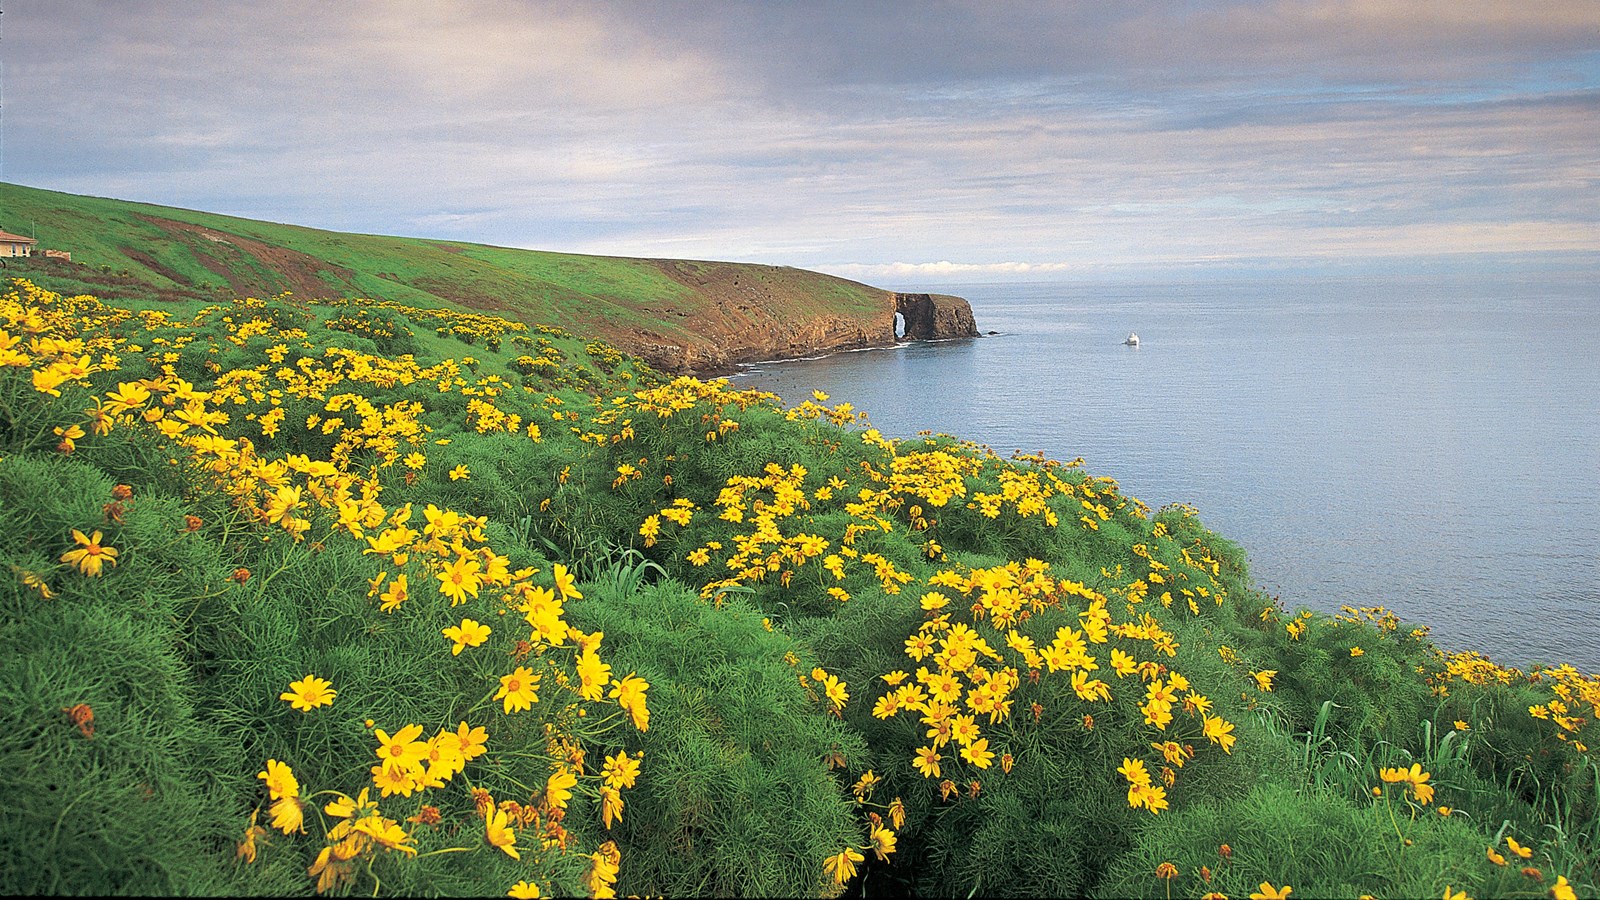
top-left (4, 1), bottom-right (1596, 275)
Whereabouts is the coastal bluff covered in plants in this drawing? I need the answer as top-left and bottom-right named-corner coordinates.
top-left (0, 181), bottom-right (977, 374)
top-left (1, 278), bottom-right (1594, 898)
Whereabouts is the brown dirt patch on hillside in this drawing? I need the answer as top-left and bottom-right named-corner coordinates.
top-left (135, 214), bottom-right (358, 299)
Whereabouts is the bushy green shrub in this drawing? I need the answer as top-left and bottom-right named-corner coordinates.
top-left (1097, 781), bottom-right (1548, 899)
top-left (570, 580), bottom-right (863, 897)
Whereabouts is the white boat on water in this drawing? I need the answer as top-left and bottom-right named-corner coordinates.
top-left (1124, 332), bottom-right (1140, 346)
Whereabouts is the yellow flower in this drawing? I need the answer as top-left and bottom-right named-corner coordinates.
top-left (379, 573), bottom-right (410, 612)
top-left (960, 737), bottom-right (995, 769)
top-left (257, 758), bottom-right (300, 800)
top-left (1251, 670), bottom-right (1277, 692)
top-left (577, 650), bottom-right (612, 701)
top-left (602, 751), bottom-right (642, 790)
top-left (823, 847), bottom-right (864, 885)
top-left (60, 529), bottom-right (118, 577)
top-left (496, 666), bottom-right (541, 714)
top-left (268, 795), bottom-right (305, 834)
top-left (552, 562), bottom-right (583, 600)
top-left (485, 806), bottom-right (520, 859)
top-left (442, 618), bottom-right (491, 655)
top-left (421, 732), bottom-right (466, 781)
top-left (371, 764), bottom-right (416, 798)
top-left (870, 825), bottom-right (897, 862)
top-left (600, 786), bottom-right (623, 829)
top-left (1506, 836), bottom-right (1533, 859)
top-left (912, 746), bottom-right (942, 779)
top-left (1350, 647), bottom-right (1365, 657)
top-left (1203, 715), bottom-right (1237, 754)
top-left (1118, 757), bottom-right (1151, 786)
top-left (104, 381), bottom-right (152, 415)
top-left (608, 672), bottom-right (650, 731)
top-left (1487, 847), bottom-right (1507, 866)
top-left (450, 721), bottom-right (489, 762)
top-left (236, 809), bottom-right (266, 864)
top-left (1443, 886), bottom-right (1472, 900)
top-left (436, 554), bottom-right (483, 605)
top-left (1250, 883), bottom-right (1292, 900)
top-left (448, 464), bottom-right (470, 481)
top-left (508, 879), bottom-right (542, 898)
top-left (545, 767), bottom-right (578, 811)
top-left (279, 675), bottom-right (336, 711)
top-left (374, 723), bottom-right (428, 773)
top-left (1551, 875), bottom-right (1576, 900)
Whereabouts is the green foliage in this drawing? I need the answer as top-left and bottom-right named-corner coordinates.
top-left (571, 581), bottom-right (863, 898)
top-left (0, 454), bottom-right (301, 895)
top-left (1097, 781), bottom-right (1519, 899)
top-left (2, 278), bottom-right (1596, 898)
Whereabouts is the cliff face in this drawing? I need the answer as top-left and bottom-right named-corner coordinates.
top-left (894, 293), bottom-right (980, 342)
top-left (610, 263), bottom-right (979, 374)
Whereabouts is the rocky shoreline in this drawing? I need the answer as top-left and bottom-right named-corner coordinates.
top-left (627, 288), bottom-right (980, 376)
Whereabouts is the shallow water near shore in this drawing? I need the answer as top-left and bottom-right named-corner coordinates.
top-left (732, 273), bottom-right (1600, 672)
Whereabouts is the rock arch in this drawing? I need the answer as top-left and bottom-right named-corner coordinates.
top-left (892, 292), bottom-right (979, 341)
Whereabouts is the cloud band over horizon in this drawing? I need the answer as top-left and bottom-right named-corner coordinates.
top-left (4, 1), bottom-right (1597, 278)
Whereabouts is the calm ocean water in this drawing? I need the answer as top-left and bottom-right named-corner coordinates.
top-left (731, 274), bottom-right (1600, 672)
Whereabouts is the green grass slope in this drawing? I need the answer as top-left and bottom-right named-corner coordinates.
top-left (0, 181), bottom-right (893, 371)
top-left (2, 279), bottom-right (1595, 898)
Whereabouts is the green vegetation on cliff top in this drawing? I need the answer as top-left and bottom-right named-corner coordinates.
top-left (0, 181), bottom-right (889, 368)
top-left (0, 205), bottom-right (1595, 898)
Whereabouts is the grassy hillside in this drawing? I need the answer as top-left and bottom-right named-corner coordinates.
top-left (1, 277), bottom-right (1595, 898)
top-left (0, 181), bottom-right (893, 371)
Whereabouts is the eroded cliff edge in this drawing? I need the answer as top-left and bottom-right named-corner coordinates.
top-left (614, 261), bottom-right (978, 374)
top-left (893, 293), bottom-right (980, 342)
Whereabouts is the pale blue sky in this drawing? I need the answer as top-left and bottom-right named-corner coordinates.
top-left (4, 1), bottom-right (1597, 281)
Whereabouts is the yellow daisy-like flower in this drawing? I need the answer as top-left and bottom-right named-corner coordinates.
top-left (442, 618), bottom-right (491, 655)
top-left (257, 758), bottom-right (299, 800)
top-left (544, 767), bottom-right (578, 811)
top-left (508, 880), bottom-right (542, 898)
top-left (436, 554), bottom-right (483, 605)
top-left (496, 666), bottom-right (541, 714)
top-left (870, 825), bottom-right (897, 862)
top-left (268, 795), bottom-right (305, 834)
top-left (485, 806), bottom-right (520, 859)
top-left (602, 751), bottom-right (642, 790)
top-left (608, 672), bottom-right (650, 731)
top-left (449, 721), bottom-right (489, 762)
top-left (600, 785), bottom-right (624, 829)
top-left (1250, 882), bottom-right (1293, 900)
top-left (823, 847), bottom-right (864, 885)
top-left (61, 529), bottom-right (118, 577)
top-left (374, 723), bottom-right (429, 773)
top-left (1203, 714), bottom-right (1238, 754)
top-left (959, 737), bottom-right (995, 769)
top-left (449, 464), bottom-right (470, 481)
top-left (552, 562), bottom-right (583, 601)
top-left (279, 675), bottom-right (336, 711)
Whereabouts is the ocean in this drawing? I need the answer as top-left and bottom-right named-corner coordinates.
top-left (729, 274), bottom-right (1600, 672)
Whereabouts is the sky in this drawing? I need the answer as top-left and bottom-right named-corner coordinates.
top-left (3, 1), bottom-right (1597, 283)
